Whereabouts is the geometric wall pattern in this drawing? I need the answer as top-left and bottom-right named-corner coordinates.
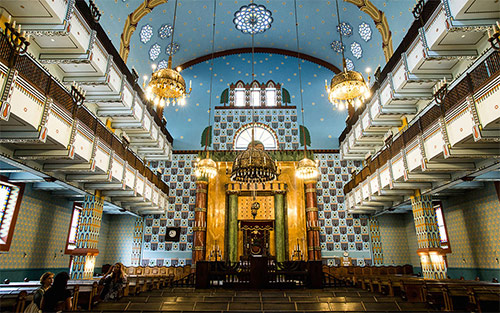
top-left (369, 217), bottom-right (383, 265)
top-left (314, 153), bottom-right (372, 266)
top-left (143, 154), bottom-right (198, 267)
top-left (100, 214), bottom-right (136, 267)
top-left (131, 217), bottom-right (144, 266)
top-left (213, 107), bottom-right (299, 151)
top-left (410, 195), bottom-right (441, 250)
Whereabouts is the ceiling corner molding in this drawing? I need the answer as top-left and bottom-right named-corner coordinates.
top-left (345, 0), bottom-right (394, 62)
top-left (119, 0), bottom-right (168, 62)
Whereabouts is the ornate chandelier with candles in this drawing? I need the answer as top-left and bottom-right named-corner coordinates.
top-left (325, 0), bottom-right (370, 111)
top-left (194, 157), bottom-right (218, 179)
top-left (145, 0), bottom-right (191, 108)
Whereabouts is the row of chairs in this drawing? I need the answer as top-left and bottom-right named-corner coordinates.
top-left (323, 265), bottom-right (500, 312)
top-left (123, 265), bottom-right (192, 295)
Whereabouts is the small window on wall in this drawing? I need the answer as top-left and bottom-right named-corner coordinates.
top-left (250, 88), bottom-right (260, 106)
top-left (434, 202), bottom-right (450, 252)
top-left (0, 179), bottom-right (24, 252)
top-left (66, 203), bottom-right (82, 253)
top-left (235, 88), bottom-right (245, 107)
top-left (266, 89), bottom-right (276, 106)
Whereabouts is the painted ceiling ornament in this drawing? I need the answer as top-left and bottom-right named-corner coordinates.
top-left (140, 24), bottom-right (154, 43)
top-left (330, 40), bottom-right (344, 53)
top-left (158, 24), bottom-right (173, 39)
top-left (358, 22), bottom-right (372, 42)
top-left (165, 42), bottom-right (180, 55)
top-left (345, 58), bottom-right (354, 71)
top-left (233, 3), bottom-right (273, 35)
top-left (158, 60), bottom-right (169, 69)
top-left (149, 43), bottom-right (161, 61)
top-left (350, 42), bottom-right (363, 59)
top-left (337, 22), bottom-right (353, 37)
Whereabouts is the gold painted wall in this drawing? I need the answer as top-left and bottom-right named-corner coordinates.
top-left (205, 161), bottom-right (307, 261)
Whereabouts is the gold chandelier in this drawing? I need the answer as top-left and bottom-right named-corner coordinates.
top-left (146, 58), bottom-right (191, 107)
top-left (145, 0), bottom-right (191, 108)
top-left (194, 157), bottom-right (218, 179)
top-left (231, 141), bottom-right (278, 183)
top-left (296, 157), bottom-right (319, 181)
top-left (325, 0), bottom-right (370, 111)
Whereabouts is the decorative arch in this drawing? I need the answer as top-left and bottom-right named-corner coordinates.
top-left (344, 0), bottom-right (394, 61)
top-left (119, 0), bottom-right (168, 62)
top-left (233, 123), bottom-right (278, 150)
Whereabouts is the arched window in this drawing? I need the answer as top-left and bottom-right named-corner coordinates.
top-left (234, 124), bottom-right (278, 150)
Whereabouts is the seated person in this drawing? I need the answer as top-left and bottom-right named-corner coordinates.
top-left (33, 272), bottom-right (54, 309)
top-left (40, 272), bottom-right (72, 313)
top-left (99, 263), bottom-right (126, 301)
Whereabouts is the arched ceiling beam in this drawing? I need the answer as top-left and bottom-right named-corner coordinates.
top-left (176, 48), bottom-right (341, 74)
top-left (119, 0), bottom-right (168, 62)
top-left (344, 0), bottom-right (394, 61)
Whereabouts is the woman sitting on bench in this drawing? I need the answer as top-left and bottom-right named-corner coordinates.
top-left (40, 272), bottom-right (72, 313)
top-left (99, 263), bottom-right (126, 301)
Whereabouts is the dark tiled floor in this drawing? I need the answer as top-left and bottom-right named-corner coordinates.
top-left (90, 287), bottom-right (437, 312)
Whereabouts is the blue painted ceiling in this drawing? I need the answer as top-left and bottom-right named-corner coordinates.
top-left (93, 0), bottom-right (417, 150)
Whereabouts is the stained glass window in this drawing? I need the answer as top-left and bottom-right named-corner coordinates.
top-left (351, 42), bottom-right (363, 59)
top-left (66, 205), bottom-right (82, 252)
top-left (337, 22), bottom-right (353, 37)
top-left (149, 43), bottom-right (161, 61)
top-left (165, 43), bottom-right (180, 56)
top-left (140, 24), bottom-right (154, 44)
top-left (330, 40), bottom-right (344, 53)
top-left (359, 22), bottom-right (372, 42)
top-left (0, 181), bottom-right (23, 251)
top-left (250, 88), bottom-right (260, 106)
top-left (434, 203), bottom-right (450, 250)
top-left (233, 4), bottom-right (273, 34)
top-left (158, 24), bottom-right (173, 39)
top-left (235, 88), bottom-right (245, 107)
top-left (266, 89), bottom-right (276, 106)
top-left (234, 124), bottom-right (277, 150)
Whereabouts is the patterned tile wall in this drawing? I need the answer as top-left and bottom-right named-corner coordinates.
top-left (100, 214), bottom-right (136, 266)
top-left (314, 153), bottom-right (372, 266)
top-left (143, 154), bottom-right (198, 266)
top-left (377, 213), bottom-right (412, 266)
top-left (442, 182), bottom-right (500, 269)
top-left (95, 214), bottom-right (110, 268)
top-left (213, 108), bottom-right (299, 150)
top-left (0, 184), bottom-right (73, 270)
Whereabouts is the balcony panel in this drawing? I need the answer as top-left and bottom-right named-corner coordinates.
top-left (354, 186), bottom-right (362, 205)
top-left (136, 174), bottom-right (145, 196)
top-left (405, 140), bottom-right (423, 172)
top-left (1, 0), bottom-right (68, 25)
top-left (72, 122), bottom-right (94, 162)
top-left (446, 0), bottom-right (500, 20)
top-left (144, 180), bottom-right (152, 202)
top-left (124, 164), bottom-right (136, 192)
top-left (391, 154), bottom-right (405, 181)
top-left (379, 165), bottom-right (391, 189)
top-left (445, 102), bottom-right (474, 147)
top-left (475, 76), bottom-right (500, 130)
top-left (45, 104), bottom-right (73, 148)
top-left (361, 181), bottom-right (370, 200)
top-left (4, 74), bottom-right (45, 130)
top-left (152, 186), bottom-right (159, 207)
top-left (52, 41), bottom-right (109, 78)
top-left (75, 61), bottom-right (123, 95)
top-left (422, 124), bottom-right (445, 161)
top-left (94, 140), bottom-right (111, 174)
top-left (392, 58), bottom-right (447, 94)
top-left (369, 174), bottom-right (379, 195)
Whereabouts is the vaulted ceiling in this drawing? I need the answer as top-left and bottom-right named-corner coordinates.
top-left (93, 0), bottom-right (418, 150)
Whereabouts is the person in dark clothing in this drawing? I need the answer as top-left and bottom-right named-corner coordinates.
top-left (40, 272), bottom-right (72, 312)
top-left (33, 272), bottom-right (54, 309)
top-left (99, 263), bottom-right (126, 301)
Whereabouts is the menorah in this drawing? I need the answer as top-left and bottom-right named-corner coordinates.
top-left (433, 78), bottom-right (448, 105)
top-left (488, 21), bottom-right (500, 51)
top-left (3, 16), bottom-right (31, 67)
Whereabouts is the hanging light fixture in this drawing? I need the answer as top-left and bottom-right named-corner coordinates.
top-left (325, 0), bottom-right (370, 111)
top-left (230, 10), bottom-right (278, 184)
top-left (293, 0), bottom-right (319, 181)
top-left (194, 0), bottom-right (218, 180)
top-left (145, 0), bottom-right (191, 109)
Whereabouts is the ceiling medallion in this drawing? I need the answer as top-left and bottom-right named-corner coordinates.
top-left (231, 141), bottom-right (278, 183)
top-left (233, 3), bottom-right (273, 35)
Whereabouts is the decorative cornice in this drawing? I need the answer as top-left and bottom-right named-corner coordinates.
top-left (119, 0), bottom-right (168, 62)
top-left (345, 0), bottom-right (393, 61)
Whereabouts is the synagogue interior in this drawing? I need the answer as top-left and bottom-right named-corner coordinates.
top-left (0, 0), bottom-right (499, 312)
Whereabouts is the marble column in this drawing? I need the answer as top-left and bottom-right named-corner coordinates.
top-left (411, 193), bottom-right (447, 279)
top-left (70, 193), bottom-right (103, 280)
top-left (192, 179), bottom-right (208, 264)
top-left (274, 191), bottom-right (286, 262)
top-left (304, 180), bottom-right (321, 261)
top-left (228, 192), bottom-right (239, 263)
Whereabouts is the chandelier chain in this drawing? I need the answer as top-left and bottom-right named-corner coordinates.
top-left (335, 0), bottom-right (346, 70)
top-left (205, 0), bottom-right (217, 153)
top-left (168, 0), bottom-right (179, 66)
top-left (294, 0), bottom-right (307, 156)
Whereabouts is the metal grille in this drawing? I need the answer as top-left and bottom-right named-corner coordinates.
top-left (420, 105), bottom-right (441, 131)
top-left (361, 167), bottom-right (370, 181)
top-left (95, 122), bottom-right (112, 146)
top-left (76, 107), bottom-right (97, 131)
top-left (390, 136), bottom-right (404, 156)
top-left (403, 120), bottom-right (421, 144)
top-left (15, 55), bottom-right (50, 93)
top-left (485, 51), bottom-right (500, 78)
top-left (0, 33), bottom-right (13, 65)
top-left (378, 148), bottom-right (390, 166)
top-left (443, 76), bottom-right (470, 113)
top-left (47, 80), bottom-right (75, 113)
top-left (111, 135), bottom-right (126, 160)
